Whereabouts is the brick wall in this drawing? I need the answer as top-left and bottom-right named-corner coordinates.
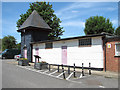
top-left (105, 39), bottom-right (120, 72)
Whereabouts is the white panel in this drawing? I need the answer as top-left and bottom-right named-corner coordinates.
top-left (32, 36), bottom-right (104, 68)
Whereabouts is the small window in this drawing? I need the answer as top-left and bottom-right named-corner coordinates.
top-left (115, 44), bottom-right (120, 56)
top-left (45, 43), bottom-right (53, 49)
top-left (79, 38), bottom-right (91, 47)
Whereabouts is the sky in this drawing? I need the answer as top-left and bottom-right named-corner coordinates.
top-left (1, 2), bottom-right (118, 43)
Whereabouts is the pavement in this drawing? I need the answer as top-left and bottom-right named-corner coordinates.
top-left (6, 60), bottom-right (118, 78)
top-left (2, 59), bottom-right (119, 88)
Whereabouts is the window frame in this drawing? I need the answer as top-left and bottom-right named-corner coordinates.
top-left (45, 42), bottom-right (53, 49)
top-left (78, 38), bottom-right (92, 47)
top-left (115, 43), bottom-right (120, 56)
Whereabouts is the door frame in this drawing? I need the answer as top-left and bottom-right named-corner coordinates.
top-left (61, 46), bottom-right (67, 65)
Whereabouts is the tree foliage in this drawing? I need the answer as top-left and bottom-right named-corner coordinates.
top-left (16, 2), bottom-right (64, 40)
top-left (2, 35), bottom-right (16, 51)
top-left (115, 26), bottom-right (120, 36)
top-left (84, 16), bottom-right (115, 35)
top-left (16, 43), bottom-right (21, 50)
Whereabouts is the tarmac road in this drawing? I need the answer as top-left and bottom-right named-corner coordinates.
top-left (2, 59), bottom-right (119, 88)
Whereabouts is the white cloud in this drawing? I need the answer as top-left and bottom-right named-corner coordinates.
top-left (71, 10), bottom-right (79, 13)
top-left (55, 2), bottom-right (118, 23)
top-left (59, 14), bottom-right (78, 21)
top-left (106, 7), bottom-right (117, 11)
top-left (61, 21), bottom-right (85, 28)
top-left (56, 2), bottom-right (94, 16)
top-left (112, 19), bottom-right (118, 26)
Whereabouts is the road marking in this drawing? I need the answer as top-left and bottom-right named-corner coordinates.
top-left (79, 74), bottom-right (83, 78)
top-left (66, 72), bottom-right (73, 80)
top-left (99, 85), bottom-right (105, 88)
top-left (67, 79), bottom-right (82, 84)
top-left (48, 70), bottom-right (58, 75)
top-left (43, 70), bottom-right (49, 73)
top-left (38, 70), bottom-right (44, 72)
top-left (26, 68), bottom-right (31, 70)
top-left (56, 71), bottom-right (66, 78)
top-left (16, 65), bottom-right (83, 84)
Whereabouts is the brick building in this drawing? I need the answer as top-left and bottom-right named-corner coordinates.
top-left (105, 36), bottom-right (120, 72)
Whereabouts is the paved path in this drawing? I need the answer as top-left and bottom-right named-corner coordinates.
top-left (2, 59), bottom-right (118, 88)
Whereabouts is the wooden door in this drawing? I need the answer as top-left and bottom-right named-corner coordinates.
top-left (35, 48), bottom-right (39, 56)
top-left (35, 48), bottom-right (39, 62)
top-left (24, 48), bottom-right (27, 59)
top-left (62, 46), bottom-right (67, 65)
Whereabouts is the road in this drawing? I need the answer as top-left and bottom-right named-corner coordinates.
top-left (2, 59), bottom-right (118, 88)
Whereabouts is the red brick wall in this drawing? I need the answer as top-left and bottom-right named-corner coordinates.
top-left (105, 41), bottom-right (120, 72)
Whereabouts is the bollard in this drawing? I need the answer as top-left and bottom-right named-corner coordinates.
top-left (68, 66), bottom-right (70, 74)
top-left (62, 64), bottom-right (66, 79)
top-left (82, 63), bottom-right (84, 76)
top-left (34, 57), bottom-right (36, 69)
top-left (89, 63), bottom-right (91, 75)
top-left (73, 63), bottom-right (76, 77)
top-left (58, 65), bottom-right (59, 72)
top-left (49, 64), bottom-right (50, 71)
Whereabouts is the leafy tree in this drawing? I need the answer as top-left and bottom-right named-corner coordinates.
top-left (2, 35), bottom-right (16, 51)
top-left (16, 43), bottom-right (21, 50)
top-left (115, 26), bottom-right (120, 36)
top-left (84, 16), bottom-right (115, 35)
top-left (16, 2), bottom-right (64, 40)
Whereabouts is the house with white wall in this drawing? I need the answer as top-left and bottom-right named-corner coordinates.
top-left (31, 33), bottom-right (120, 71)
top-left (18, 10), bottom-right (120, 72)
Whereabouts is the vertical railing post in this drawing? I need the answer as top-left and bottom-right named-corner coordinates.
top-left (68, 66), bottom-right (70, 74)
top-left (38, 57), bottom-right (39, 62)
top-left (89, 63), bottom-right (91, 75)
top-left (82, 63), bottom-right (84, 76)
top-left (73, 63), bottom-right (76, 77)
top-left (34, 56), bottom-right (36, 69)
top-left (58, 65), bottom-right (59, 72)
top-left (49, 64), bottom-right (50, 71)
top-left (62, 64), bottom-right (65, 79)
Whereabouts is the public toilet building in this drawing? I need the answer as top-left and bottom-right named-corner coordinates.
top-left (31, 34), bottom-right (120, 72)
top-left (17, 10), bottom-right (120, 72)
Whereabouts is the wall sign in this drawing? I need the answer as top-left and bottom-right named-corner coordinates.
top-left (107, 43), bottom-right (111, 48)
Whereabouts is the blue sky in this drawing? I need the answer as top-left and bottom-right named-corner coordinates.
top-left (2, 2), bottom-right (118, 43)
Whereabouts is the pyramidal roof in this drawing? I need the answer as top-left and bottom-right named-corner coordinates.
top-left (17, 10), bottom-right (51, 31)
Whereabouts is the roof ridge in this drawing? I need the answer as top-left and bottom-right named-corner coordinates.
top-left (17, 10), bottom-right (51, 32)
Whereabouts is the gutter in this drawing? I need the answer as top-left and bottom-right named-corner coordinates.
top-left (30, 33), bottom-right (111, 44)
top-left (104, 35), bottom-right (108, 72)
top-left (104, 41), bottom-right (107, 72)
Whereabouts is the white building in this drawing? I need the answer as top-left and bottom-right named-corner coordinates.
top-left (18, 10), bottom-right (120, 72)
top-left (31, 34), bottom-right (109, 70)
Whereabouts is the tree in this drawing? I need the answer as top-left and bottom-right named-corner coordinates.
top-left (84, 16), bottom-right (115, 35)
top-left (16, 2), bottom-right (64, 40)
top-left (2, 35), bottom-right (16, 51)
top-left (115, 26), bottom-right (120, 36)
top-left (16, 43), bottom-right (21, 50)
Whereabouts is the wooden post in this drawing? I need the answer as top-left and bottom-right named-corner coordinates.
top-left (89, 63), bottom-right (91, 75)
top-left (73, 63), bottom-right (76, 77)
top-left (62, 64), bottom-right (65, 79)
top-left (82, 63), bottom-right (84, 76)
top-left (68, 66), bottom-right (70, 74)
